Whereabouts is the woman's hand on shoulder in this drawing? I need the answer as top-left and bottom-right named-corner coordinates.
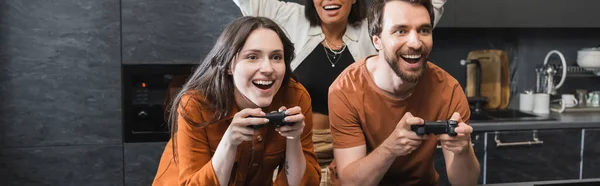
top-left (275, 106), bottom-right (305, 140)
top-left (225, 108), bottom-right (269, 146)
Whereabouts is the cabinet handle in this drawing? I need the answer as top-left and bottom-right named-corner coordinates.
top-left (494, 130), bottom-right (544, 147)
top-left (437, 143), bottom-right (475, 149)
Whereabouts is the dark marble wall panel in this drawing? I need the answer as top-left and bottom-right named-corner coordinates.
top-left (124, 142), bottom-right (167, 186)
top-left (0, 0), bottom-right (5, 149)
top-left (0, 145), bottom-right (124, 186)
top-left (0, 0), bottom-right (121, 147)
top-left (121, 0), bottom-right (242, 64)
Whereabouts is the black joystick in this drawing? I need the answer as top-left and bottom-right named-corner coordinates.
top-left (411, 120), bottom-right (458, 136)
top-left (248, 111), bottom-right (294, 129)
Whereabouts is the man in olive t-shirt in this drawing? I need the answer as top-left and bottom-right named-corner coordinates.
top-left (327, 0), bottom-right (481, 185)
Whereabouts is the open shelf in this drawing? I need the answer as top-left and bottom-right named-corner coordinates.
top-left (553, 65), bottom-right (600, 77)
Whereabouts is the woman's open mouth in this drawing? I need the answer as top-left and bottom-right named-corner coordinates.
top-left (323, 5), bottom-right (341, 11)
top-left (253, 80), bottom-right (274, 90)
top-left (323, 4), bottom-right (342, 16)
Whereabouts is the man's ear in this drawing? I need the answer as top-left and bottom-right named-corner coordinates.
top-left (372, 35), bottom-right (382, 50)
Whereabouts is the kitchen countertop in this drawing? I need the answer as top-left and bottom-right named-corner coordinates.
top-left (481, 178), bottom-right (600, 186)
top-left (471, 112), bottom-right (600, 132)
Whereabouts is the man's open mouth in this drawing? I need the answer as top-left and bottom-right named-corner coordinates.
top-left (401, 54), bottom-right (422, 64)
top-left (253, 80), bottom-right (274, 90)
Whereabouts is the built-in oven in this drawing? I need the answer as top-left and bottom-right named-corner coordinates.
top-left (122, 64), bottom-right (196, 143)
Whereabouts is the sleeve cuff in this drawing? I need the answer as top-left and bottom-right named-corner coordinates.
top-left (198, 159), bottom-right (221, 186)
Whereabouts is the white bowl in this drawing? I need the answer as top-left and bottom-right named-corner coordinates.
top-left (577, 48), bottom-right (600, 68)
top-left (577, 59), bottom-right (600, 68)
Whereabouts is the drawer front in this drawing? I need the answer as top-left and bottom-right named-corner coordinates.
top-left (486, 129), bottom-right (581, 184)
top-left (583, 128), bottom-right (600, 179)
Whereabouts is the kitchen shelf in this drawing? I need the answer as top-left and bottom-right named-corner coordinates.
top-left (554, 65), bottom-right (600, 77)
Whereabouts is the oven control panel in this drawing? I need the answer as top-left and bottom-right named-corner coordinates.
top-left (122, 64), bottom-right (194, 143)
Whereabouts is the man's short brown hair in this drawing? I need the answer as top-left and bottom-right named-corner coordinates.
top-left (368, 0), bottom-right (434, 37)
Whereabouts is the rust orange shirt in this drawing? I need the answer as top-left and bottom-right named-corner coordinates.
top-left (328, 56), bottom-right (471, 186)
top-left (153, 79), bottom-right (321, 186)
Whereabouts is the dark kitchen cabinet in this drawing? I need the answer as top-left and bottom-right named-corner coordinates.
top-left (454, 0), bottom-right (600, 28)
top-left (583, 128), bottom-right (600, 179)
top-left (485, 129), bottom-right (581, 184)
top-left (434, 132), bottom-right (484, 186)
top-left (124, 142), bottom-right (168, 186)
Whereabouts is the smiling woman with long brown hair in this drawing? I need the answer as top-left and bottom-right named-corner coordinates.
top-left (152, 16), bottom-right (321, 186)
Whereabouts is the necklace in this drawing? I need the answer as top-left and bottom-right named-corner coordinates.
top-left (323, 44), bottom-right (344, 67)
top-left (325, 38), bottom-right (343, 48)
top-left (324, 39), bottom-right (346, 55)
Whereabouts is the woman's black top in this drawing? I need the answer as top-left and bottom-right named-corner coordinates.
top-left (293, 43), bottom-right (355, 115)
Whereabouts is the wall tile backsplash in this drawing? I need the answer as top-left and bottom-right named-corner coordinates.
top-left (429, 28), bottom-right (600, 108)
